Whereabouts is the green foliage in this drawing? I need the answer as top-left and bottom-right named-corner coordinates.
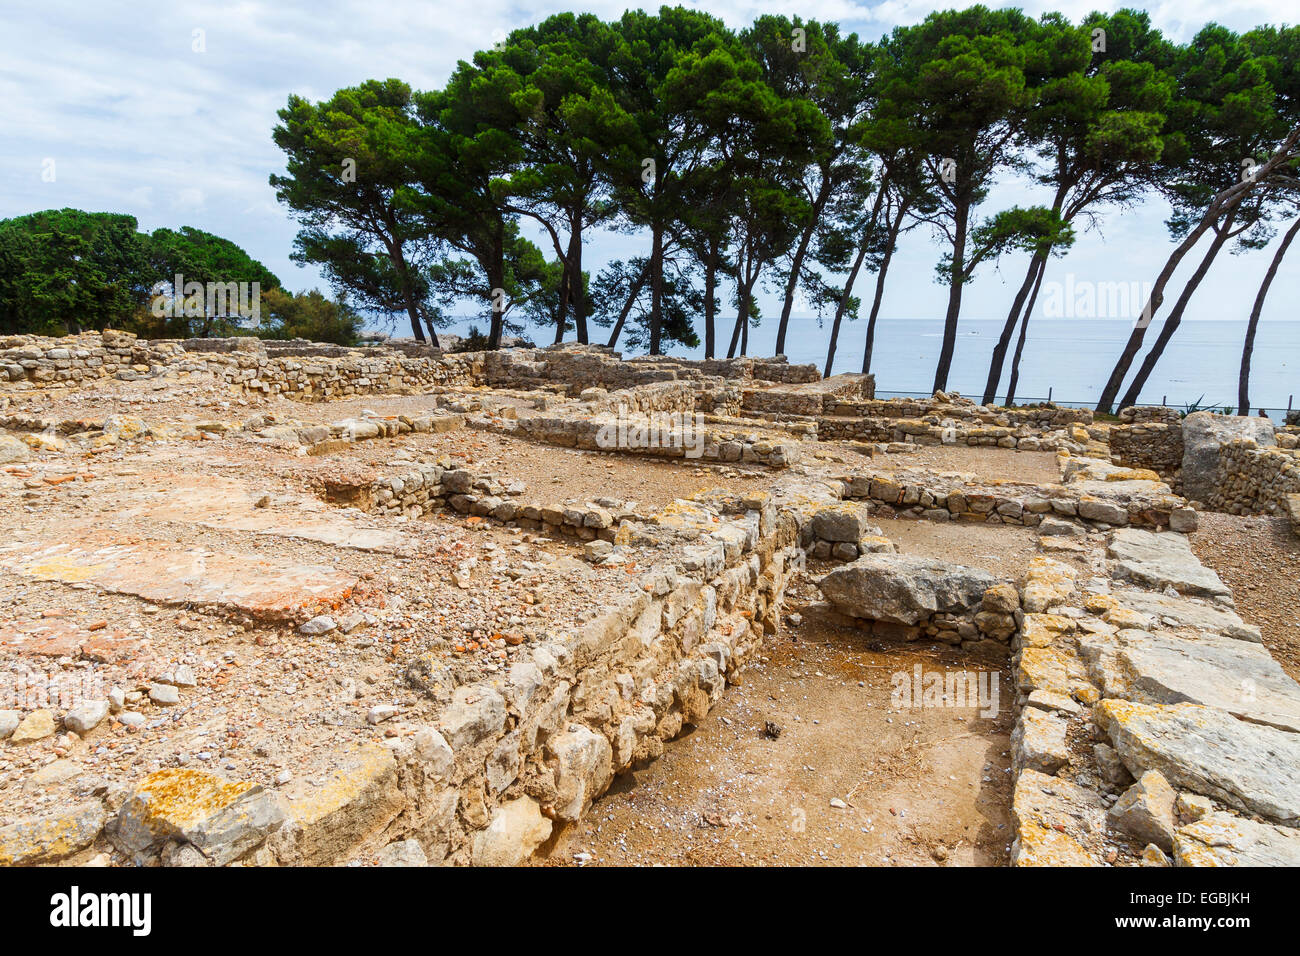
top-left (0, 209), bottom-right (276, 337)
top-left (257, 288), bottom-right (363, 345)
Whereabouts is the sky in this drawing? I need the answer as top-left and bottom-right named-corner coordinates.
top-left (2, 0), bottom-right (1298, 351)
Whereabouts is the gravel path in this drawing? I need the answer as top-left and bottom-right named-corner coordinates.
top-left (1191, 512), bottom-right (1300, 681)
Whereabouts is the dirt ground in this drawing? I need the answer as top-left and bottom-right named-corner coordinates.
top-left (1191, 511), bottom-right (1300, 681)
top-left (868, 445), bottom-right (1063, 485)
top-left (871, 516), bottom-right (1055, 578)
top-left (392, 428), bottom-right (784, 513)
top-left (547, 577), bottom-right (1014, 867)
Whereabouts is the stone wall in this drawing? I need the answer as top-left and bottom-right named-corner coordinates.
top-left (1117, 405), bottom-right (1181, 425)
top-left (1207, 439), bottom-right (1300, 516)
top-left (473, 411), bottom-right (801, 469)
top-left (818, 554), bottom-right (1022, 655)
top-left (740, 373), bottom-right (875, 416)
top-left (1109, 421), bottom-right (1184, 485)
top-left (824, 398), bottom-right (1093, 427)
top-left (836, 469), bottom-right (1193, 531)
top-left (1, 332), bottom-right (827, 401)
top-left (815, 415), bottom-right (1074, 452)
top-left (263, 477), bottom-right (807, 865)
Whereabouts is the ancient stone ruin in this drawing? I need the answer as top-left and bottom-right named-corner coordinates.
top-left (0, 330), bottom-right (1297, 867)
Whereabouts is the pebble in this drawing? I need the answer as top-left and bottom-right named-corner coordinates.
top-left (366, 704), bottom-right (400, 725)
top-left (299, 615), bottom-right (337, 635)
top-left (149, 683), bottom-right (180, 706)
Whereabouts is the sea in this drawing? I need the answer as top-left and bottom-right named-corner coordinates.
top-left (422, 315), bottom-right (1300, 421)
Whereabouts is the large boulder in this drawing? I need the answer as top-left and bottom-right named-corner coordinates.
top-left (1181, 412), bottom-right (1274, 502)
top-left (817, 554), bottom-right (997, 625)
top-left (1106, 528), bottom-right (1229, 598)
top-left (1097, 699), bottom-right (1300, 826)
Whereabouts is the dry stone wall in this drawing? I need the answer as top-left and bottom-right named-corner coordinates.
top-left (1207, 440), bottom-right (1300, 516)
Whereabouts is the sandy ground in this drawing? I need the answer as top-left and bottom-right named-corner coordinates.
top-left (871, 516), bottom-right (1051, 578)
top-left (866, 445), bottom-right (1063, 484)
top-left (547, 578), bottom-right (1014, 867)
top-left (1191, 512), bottom-right (1300, 681)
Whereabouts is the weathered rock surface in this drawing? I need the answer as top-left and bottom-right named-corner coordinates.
top-left (1011, 769), bottom-right (1106, 866)
top-left (1108, 770), bottom-right (1178, 852)
top-left (1106, 529), bottom-right (1230, 598)
top-left (63, 700), bottom-right (110, 735)
top-left (548, 724), bottom-right (614, 822)
top-left (0, 537), bottom-right (357, 621)
top-left (275, 743), bottom-right (403, 866)
top-left (1108, 628), bottom-right (1300, 732)
top-left (1173, 812), bottom-right (1300, 866)
top-left (1012, 707), bottom-right (1070, 775)
top-left (0, 802), bottom-right (106, 865)
top-left (115, 768), bottom-right (286, 865)
top-left (817, 554), bottom-right (996, 625)
top-left (372, 839), bottom-right (428, 867)
top-left (10, 709), bottom-right (55, 744)
top-left (1097, 699), bottom-right (1300, 826)
top-left (1107, 589), bottom-right (1260, 642)
top-left (471, 796), bottom-right (553, 866)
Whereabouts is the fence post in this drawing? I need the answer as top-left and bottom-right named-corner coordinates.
top-left (1047, 386), bottom-right (1052, 403)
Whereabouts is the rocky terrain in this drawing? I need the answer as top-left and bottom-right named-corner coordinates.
top-left (0, 332), bottom-right (1296, 868)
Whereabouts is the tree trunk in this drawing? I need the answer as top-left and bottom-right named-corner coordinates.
top-left (648, 226), bottom-right (664, 355)
top-left (825, 242), bottom-right (868, 378)
top-left (389, 246), bottom-right (427, 344)
top-left (1092, 161), bottom-right (1285, 412)
top-left (862, 203), bottom-right (907, 375)
top-left (1239, 217), bottom-right (1300, 414)
top-left (486, 235), bottom-right (506, 350)
top-left (568, 222), bottom-right (587, 344)
top-left (727, 272), bottom-right (751, 359)
top-left (775, 176), bottom-right (832, 356)
top-left (606, 264), bottom-right (648, 350)
top-left (703, 249), bottom-right (717, 360)
top-left (1005, 257), bottom-right (1049, 406)
top-left (982, 248), bottom-right (1048, 405)
top-left (552, 265), bottom-right (568, 345)
top-left (932, 204), bottom-right (969, 394)
top-left (826, 186), bottom-right (888, 378)
top-left (1116, 221), bottom-right (1234, 409)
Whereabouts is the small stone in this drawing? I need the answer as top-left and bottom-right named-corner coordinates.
top-left (366, 704), bottom-right (400, 725)
top-left (1176, 792), bottom-right (1215, 824)
top-left (1140, 843), bottom-right (1171, 866)
top-left (10, 709), bottom-right (56, 744)
top-left (149, 683), bottom-right (180, 706)
top-left (1093, 742), bottom-right (1133, 789)
top-left (29, 758), bottom-right (82, 786)
top-left (63, 700), bottom-right (110, 735)
top-left (172, 665), bottom-right (197, 687)
top-left (299, 615), bottom-right (337, 635)
top-left (763, 721), bottom-right (782, 740)
top-left (0, 710), bottom-right (19, 740)
top-left (108, 688), bottom-right (125, 713)
top-left (584, 540), bottom-right (613, 562)
top-left (118, 712), bottom-right (146, 728)
top-left (830, 797), bottom-right (847, 809)
top-left (338, 612), bottom-right (367, 634)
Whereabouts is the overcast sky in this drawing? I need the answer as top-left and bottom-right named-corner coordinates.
top-left (2, 0), bottom-right (1297, 346)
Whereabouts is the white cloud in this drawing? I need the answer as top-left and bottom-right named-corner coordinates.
top-left (1, 0), bottom-right (1297, 339)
